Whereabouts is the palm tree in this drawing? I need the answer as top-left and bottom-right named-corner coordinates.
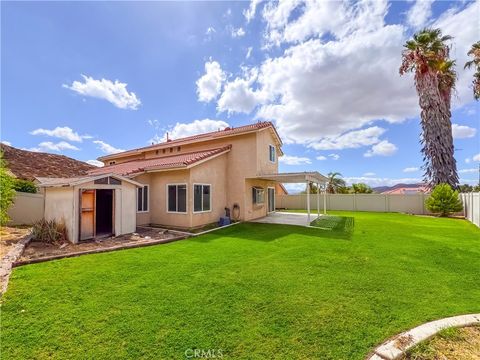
top-left (400, 28), bottom-right (459, 188)
top-left (350, 183), bottom-right (373, 194)
top-left (326, 172), bottom-right (346, 194)
top-left (465, 41), bottom-right (480, 100)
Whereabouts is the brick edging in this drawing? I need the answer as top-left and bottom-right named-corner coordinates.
top-left (366, 313), bottom-right (480, 360)
top-left (0, 234), bottom-right (32, 295)
top-left (12, 235), bottom-right (189, 268)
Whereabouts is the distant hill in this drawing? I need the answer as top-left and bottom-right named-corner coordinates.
top-left (0, 143), bottom-right (94, 180)
top-left (373, 183), bottom-right (427, 194)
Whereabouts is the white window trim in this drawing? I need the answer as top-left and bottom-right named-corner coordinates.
top-left (269, 144), bottom-right (276, 163)
top-left (193, 183), bottom-right (212, 214)
top-left (253, 186), bottom-right (265, 205)
top-left (166, 183), bottom-right (188, 214)
top-left (137, 185), bottom-right (149, 213)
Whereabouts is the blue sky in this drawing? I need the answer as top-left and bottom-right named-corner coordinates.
top-left (2, 1), bottom-right (479, 190)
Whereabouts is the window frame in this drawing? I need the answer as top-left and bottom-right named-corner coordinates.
top-left (252, 186), bottom-right (265, 205)
top-left (137, 185), bottom-right (149, 213)
top-left (166, 183), bottom-right (188, 214)
top-left (269, 144), bottom-right (276, 163)
top-left (193, 183), bottom-right (212, 214)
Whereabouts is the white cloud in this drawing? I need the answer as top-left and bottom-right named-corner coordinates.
top-left (403, 167), bottom-right (420, 173)
top-left (158, 119), bottom-right (229, 143)
top-left (246, 47), bottom-right (253, 59)
top-left (363, 172), bottom-right (376, 176)
top-left (86, 160), bottom-right (104, 167)
top-left (30, 126), bottom-right (91, 142)
top-left (406, 0), bottom-right (434, 29)
top-left (196, 61), bottom-right (226, 102)
top-left (217, 68), bottom-right (263, 113)
top-left (364, 140), bottom-right (398, 157)
top-left (1, 141), bottom-right (11, 146)
top-left (328, 153), bottom-right (340, 160)
top-left (93, 140), bottom-right (125, 155)
top-left (473, 154), bottom-right (480, 162)
top-left (206, 27), bottom-right (216, 35)
top-left (452, 124), bottom-right (477, 139)
top-left (309, 127), bottom-right (386, 150)
top-left (283, 182), bottom-right (308, 194)
top-left (29, 141), bottom-right (80, 152)
top-left (211, 1), bottom-right (478, 153)
top-left (63, 75), bottom-right (141, 110)
top-left (316, 155), bottom-right (327, 160)
top-left (231, 27), bottom-right (246, 38)
top-left (244, 0), bottom-right (262, 23)
top-left (279, 155), bottom-right (312, 165)
top-left (458, 168), bottom-right (478, 174)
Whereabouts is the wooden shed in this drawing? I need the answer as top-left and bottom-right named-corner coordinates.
top-left (37, 174), bottom-right (143, 243)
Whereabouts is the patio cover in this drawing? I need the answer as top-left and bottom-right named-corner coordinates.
top-left (253, 171), bottom-right (329, 224)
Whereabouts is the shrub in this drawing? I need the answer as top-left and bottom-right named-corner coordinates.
top-left (0, 153), bottom-right (15, 225)
top-left (425, 183), bottom-right (463, 217)
top-left (32, 219), bottom-right (69, 244)
top-left (13, 179), bottom-right (37, 193)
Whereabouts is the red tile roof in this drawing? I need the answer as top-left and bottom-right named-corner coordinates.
top-left (89, 145), bottom-right (231, 177)
top-left (98, 121), bottom-right (281, 161)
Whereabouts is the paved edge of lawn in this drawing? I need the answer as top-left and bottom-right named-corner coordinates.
top-left (0, 233), bottom-right (32, 295)
top-left (367, 313), bottom-right (480, 360)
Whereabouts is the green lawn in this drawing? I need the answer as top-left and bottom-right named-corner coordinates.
top-left (1, 212), bottom-right (479, 359)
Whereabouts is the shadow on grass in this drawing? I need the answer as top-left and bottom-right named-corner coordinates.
top-left (191, 221), bottom-right (353, 243)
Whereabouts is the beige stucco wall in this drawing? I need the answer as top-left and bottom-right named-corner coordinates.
top-left (7, 192), bottom-right (45, 226)
top-left (256, 128), bottom-right (279, 175)
top-left (244, 179), bottom-right (276, 221)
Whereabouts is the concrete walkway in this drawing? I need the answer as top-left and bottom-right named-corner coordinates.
top-left (250, 211), bottom-right (319, 226)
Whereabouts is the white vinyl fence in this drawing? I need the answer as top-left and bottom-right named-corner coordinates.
top-left (276, 193), bottom-right (434, 215)
top-left (7, 191), bottom-right (44, 225)
top-left (460, 192), bottom-right (480, 227)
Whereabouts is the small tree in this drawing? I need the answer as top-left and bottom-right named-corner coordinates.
top-left (13, 179), bottom-right (37, 193)
top-left (350, 183), bottom-right (373, 194)
top-left (425, 183), bottom-right (463, 216)
top-left (0, 152), bottom-right (15, 225)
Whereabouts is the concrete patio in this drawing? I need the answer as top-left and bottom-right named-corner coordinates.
top-left (250, 212), bottom-right (321, 226)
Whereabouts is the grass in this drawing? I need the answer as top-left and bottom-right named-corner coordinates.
top-left (1, 211), bottom-right (479, 359)
top-left (309, 215), bottom-right (354, 233)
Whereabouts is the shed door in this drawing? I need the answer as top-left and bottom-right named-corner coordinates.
top-left (80, 190), bottom-right (95, 240)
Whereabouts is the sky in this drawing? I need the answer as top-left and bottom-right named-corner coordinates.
top-left (1, 0), bottom-right (479, 192)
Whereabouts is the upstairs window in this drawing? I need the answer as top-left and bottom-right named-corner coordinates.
top-left (252, 187), bottom-right (265, 205)
top-left (193, 184), bottom-right (211, 212)
top-left (167, 184), bottom-right (187, 213)
top-left (269, 145), bottom-right (276, 162)
top-left (137, 185), bottom-right (149, 212)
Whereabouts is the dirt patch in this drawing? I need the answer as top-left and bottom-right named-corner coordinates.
top-left (405, 326), bottom-right (480, 360)
top-left (0, 226), bottom-right (31, 259)
top-left (19, 227), bottom-right (186, 262)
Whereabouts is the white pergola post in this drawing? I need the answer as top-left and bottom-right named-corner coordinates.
top-left (316, 182), bottom-right (320, 218)
top-left (306, 180), bottom-right (311, 224)
top-left (323, 184), bottom-right (327, 215)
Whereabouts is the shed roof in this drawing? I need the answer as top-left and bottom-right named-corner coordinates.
top-left (89, 145), bottom-right (231, 177)
top-left (36, 173), bottom-right (144, 188)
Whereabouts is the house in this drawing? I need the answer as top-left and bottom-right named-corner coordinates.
top-left (381, 183), bottom-right (430, 194)
top-left (37, 121), bottom-right (327, 242)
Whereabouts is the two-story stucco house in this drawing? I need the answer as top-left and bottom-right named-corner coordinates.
top-left (38, 121), bottom-right (327, 242)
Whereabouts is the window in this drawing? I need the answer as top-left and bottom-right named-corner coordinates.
top-left (252, 187), bottom-right (265, 205)
top-left (94, 176), bottom-right (122, 185)
top-left (269, 145), bottom-right (276, 162)
top-left (167, 184), bottom-right (187, 213)
top-left (193, 184), bottom-right (211, 212)
top-left (137, 185), bottom-right (149, 212)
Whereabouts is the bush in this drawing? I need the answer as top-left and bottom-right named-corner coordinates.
top-left (425, 183), bottom-right (463, 217)
top-left (32, 219), bottom-right (69, 244)
top-left (13, 179), bottom-right (37, 193)
top-left (0, 153), bottom-right (15, 225)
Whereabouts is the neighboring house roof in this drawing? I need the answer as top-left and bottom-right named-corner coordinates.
top-left (1, 143), bottom-right (94, 180)
top-left (382, 184), bottom-right (430, 194)
top-left (276, 183), bottom-right (288, 195)
top-left (98, 121), bottom-right (282, 162)
top-left (89, 145), bottom-right (232, 177)
top-left (36, 174), bottom-right (144, 188)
